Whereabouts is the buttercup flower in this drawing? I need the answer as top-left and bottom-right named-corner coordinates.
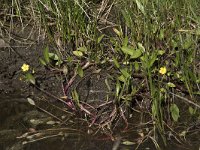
top-left (159, 67), bottom-right (167, 75)
top-left (21, 64), bottom-right (30, 72)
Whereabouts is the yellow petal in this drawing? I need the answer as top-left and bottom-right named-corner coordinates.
top-left (159, 67), bottom-right (167, 75)
top-left (21, 64), bottom-right (30, 72)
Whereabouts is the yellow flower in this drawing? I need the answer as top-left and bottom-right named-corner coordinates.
top-left (159, 67), bottom-right (167, 75)
top-left (21, 64), bottom-right (29, 72)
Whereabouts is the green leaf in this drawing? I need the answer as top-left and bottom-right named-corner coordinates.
top-left (67, 56), bottom-right (73, 62)
top-left (134, 61), bottom-right (139, 72)
top-left (148, 52), bottom-right (157, 68)
top-left (123, 61), bottom-right (129, 65)
top-left (159, 29), bottom-right (164, 40)
top-left (122, 36), bottom-right (129, 47)
top-left (170, 104), bottom-right (180, 122)
top-left (63, 65), bottom-right (68, 76)
top-left (112, 57), bottom-right (120, 68)
top-left (121, 46), bottom-right (134, 56)
top-left (130, 49), bottom-right (142, 59)
top-left (183, 40), bottom-right (192, 49)
top-left (152, 103), bottom-right (156, 117)
top-left (195, 28), bottom-right (200, 35)
top-left (55, 59), bottom-right (63, 66)
top-left (73, 51), bottom-right (83, 57)
top-left (39, 58), bottom-right (46, 66)
top-left (120, 68), bottom-right (130, 79)
top-left (77, 65), bottom-right (84, 78)
top-left (135, 0), bottom-right (145, 15)
top-left (189, 106), bottom-right (196, 115)
top-left (49, 53), bottom-right (59, 60)
top-left (158, 50), bottom-right (165, 55)
top-left (77, 46), bottom-right (87, 53)
top-left (97, 34), bottom-right (105, 44)
top-left (113, 28), bottom-right (122, 36)
top-left (160, 88), bottom-right (166, 93)
top-left (43, 46), bottom-right (50, 64)
top-left (137, 43), bottom-right (145, 52)
top-left (26, 73), bottom-right (35, 85)
top-left (116, 80), bottom-right (121, 96)
top-left (118, 75), bottom-right (126, 83)
top-left (72, 90), bottom-right (79, 103)
top-left (121, 10), bottom-right (132, 27)
top-left (167, 82), bottom-right (176, 88)
top-left (194, 91), bottom-right (200, 95)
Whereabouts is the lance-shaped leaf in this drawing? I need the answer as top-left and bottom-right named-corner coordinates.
top-left (130, 49), bottom-right (142, 59)
top-left (27, 98), bottom-right (35, 106)
top-left (121, 46), bottom-right (134, 56)
top-left (73, 50), bottom-right (83, 57)
top-left (26, 73), bottom-right (35, 85)
top-left (43, 46), bottom-right (50, 64)
top-left (170, 104), bottom-right (180, 122)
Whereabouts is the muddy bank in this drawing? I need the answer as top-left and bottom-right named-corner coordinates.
top-left (0, 25), bottom-right (64, 149)
top-left (0, 25), bottom-right (117, 150)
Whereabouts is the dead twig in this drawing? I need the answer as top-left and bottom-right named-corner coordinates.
top-left (169, 92), bottom-right (200, 109)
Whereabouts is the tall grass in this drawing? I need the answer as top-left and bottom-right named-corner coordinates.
top-left (116, 0), bottom-right (199, 144)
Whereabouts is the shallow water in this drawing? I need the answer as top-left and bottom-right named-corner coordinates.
top-left (0, 93), bottom-right (200, 150)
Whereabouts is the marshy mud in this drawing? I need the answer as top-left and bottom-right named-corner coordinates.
top-left (0, 26), bottom-right (200, 150)
top-left (0, 26), bottom-right (116, 149)
top-left (0, 39), bottom-right (117, 150)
